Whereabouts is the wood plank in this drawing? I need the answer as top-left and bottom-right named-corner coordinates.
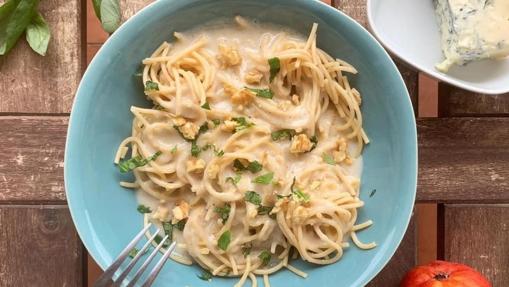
top-left (439, 84), bottom-right (509, 116)
top-left (367, 216), bottom-right (416, 286)
top-left (418, 74), bottom-right (439, 117)
top-left (0, 205), bottom-right (84, 286)
top-left (0, 116), bottom-right (68, 202)
top-left (444, 205), bottom-right (509, 286)
top-left (418, 118), bottom-right (509, 202)
top-left (0, 0), bottom-right (84, 113)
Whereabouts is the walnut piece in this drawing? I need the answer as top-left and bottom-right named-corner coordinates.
top-left (290, 134), bottom-right (312, 153)
top-left (217, 42), bottom-right (242, 67)
top-left (186, 158), bottom-right (206, 173)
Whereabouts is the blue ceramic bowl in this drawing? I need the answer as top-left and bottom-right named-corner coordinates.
top-left (65, 0), bottom-right (417, 286)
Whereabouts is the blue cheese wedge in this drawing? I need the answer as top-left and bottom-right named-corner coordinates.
top-left (434, 0), bottom-right (509, 72)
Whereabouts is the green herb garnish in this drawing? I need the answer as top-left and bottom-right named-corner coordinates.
top-left (162, 221), bottom-right (173, 242)
top-left (247, 87), bottom-right (273, 99)
top-left (199, 122), bottom-right (209, 134)
top-left (310, 135), bottom-right (318, 151)
top-left (201, 102), bottom-right (211, 110)
top-left (225, 173), bottom-right (241, 186)
top-left (252, 172), bottom-right (274, 185)
top-left (217, 230), bottom-right (231, 251)
top-left (119, 151), bottom-right (162, 173)
top-left (258, 250), bottom-right (272, 266)
top-left (242, 244), bottom-right (252, 257)
top-left (271, 129), bottom-right (296, 141)
top-left (369, 189), bottom-right (377, 198)
top-left (202, 144), bottom-right (224, 157)
top-left (128, 248), bottom-right (139, 259)
top-left (191, 141), bottom-right (201, 157)
top-left (322, 153), bottom-right (336, 165)
top-left (232, 117), bottom-right (255, 132)
top-left (214, 204), bottom-right (231, 224)
top-left (174, 218), bottom-right (187, 231)
top-left (171, 146), bottom-right (177, 154)
top-left (197, 270), bottom-right (213, 281)
top-left (233, 159), bottom-right (262, 173)
top-left (153, 235), bottom-right (169, 248)
top-left (137, 204), bottom-right (152, 214)
top-left (290, 177), bottom-right (310, 203)
top-left (244, 191), bottom-right (262, 206)
top-left (212, 119), bottom-right (221, 126)
top-left (268, 57), bottom-right (281, 83)
top-left (92, 0), bottom-right (121, 33)
top-left (257, 205), bottom-right (273, 216)
top-left (144, 80), bottom-right (159, 91)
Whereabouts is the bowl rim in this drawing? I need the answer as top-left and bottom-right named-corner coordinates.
top-left (366, 0), bottom-right (509, 95)
top-left (65, 0), bottom-right (418, 285)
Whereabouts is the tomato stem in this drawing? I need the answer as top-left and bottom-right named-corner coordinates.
top-left (434, 272), bottom-right (449, 281)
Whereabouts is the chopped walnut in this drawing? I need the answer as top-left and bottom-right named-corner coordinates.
top-left (186, 158), bottom-right (206, 173)
top-left (291, 206), bottom-right (310, 225)
top-left (333, 138), bottom-right (348, 163)
top-left (220, 120), bottom-right (238, 133)
top-left (180, 122), bottom-right (200, 140)
top-left (231, 89), bottom-right (254, 106)
top-left (152, 205), bottom-right (170, 222)
top-left (217, 42), bottom-right (242, 67)
top-left (244, 70), bottom-right (263, 84)
top-left (207, 164), bottom-right (220, 179)
top-left (291, 94), bottom-right (300, 105)
top-left (172, 201), bottom-right (190, 221)
top-left (223, 82), bottom-right (237, 97)
top-left (172, 116), bottom-right (186, 127)
top-left (290, 134), bottom-right (312, 153)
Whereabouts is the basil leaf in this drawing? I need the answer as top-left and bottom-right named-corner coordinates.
top-left (232, 117), bottom-right (254, 132)
top-left (241, 244), bottom-right (252, 257)
top-left (244, 191), bottom-right (261, 206)
top-left (322, 153), bottom-right (336, 165)
top-left (118, 151), bottom-right (162, 173)
top-left (191, 141), bottom-right (201, 157)
top-left (162, 221), bottom-right (173, 242)
top-left (170, 146), bottom-right (177, 154)
top-left (174, 218), bottom-right (187, 231)
top-left (258, 250), bottom-right (271, 266)
top-left (271, 129), bottom-right (296, 141)
top-left (201, 101), bottom-right (210, 110)
top-left (214, 204), bottom-right (231, 224)
top-left (257, 205), bottom-right (273, 215)
top-left (25, 12), bottom-right (50, 56)
top-left (128, 247), bottom-right (139, 259)
top-left (217, 230), bottom-right (231, 251)
top-left (197, 270), bottom-right (213, 281)
top-left (153, 235), bottom-right (169, 248)
top-left (290, 177), bottom-right (310, 203)
top-left (100, 0), bottom-right (120, 34)
top-left (137, 204), bottom-right (151, 214)
top-left (247, 160), bottom-right (262, 173)
top-left (92, 0), bottom-right (101, 19)
top-left (198, 122), bottom-right (209, 134)
top-left (145, 81), bottom-right (159, 91)
top-left (225, 173), bottom-right (241, 186)
top-left (0, 0), bottom-right (39, 55)
top-left (247, 87), bottom-right (273, 99)
top-left (252, 172), bottom-right (274, 185)
top-left (212, 119), bottom-right (221, 126)
top-left (268, 57), bottom-right (280, 82)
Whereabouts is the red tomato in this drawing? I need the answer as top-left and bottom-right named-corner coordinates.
top-left (400, 260), bottom-right (491, 287)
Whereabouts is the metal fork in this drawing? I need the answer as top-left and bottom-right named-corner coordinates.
top-left (94, 223), bottom-right (176, 287)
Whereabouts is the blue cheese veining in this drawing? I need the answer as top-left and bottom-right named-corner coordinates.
top-left (434, 0), bottom-right (509, 72)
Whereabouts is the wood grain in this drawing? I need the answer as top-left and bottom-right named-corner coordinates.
top-left (0, 206), bottom-right (84, 286)
top-left (418, 118), bottom-right (509, 202)
top-left (367, 216), bottom-right (416, 286)
top-left (439, 84), bottom-right (509, 116)
top-left (444, 205), bottom-right (509, 286)
top-left (0, 0), bottom-right (84, 114)
top-left (0, 117), bottom-right (68, 202)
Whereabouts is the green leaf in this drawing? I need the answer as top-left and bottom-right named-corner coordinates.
top-left (322, 153), bottom-right (336, 165)
top-left (233, 159), bottom-right (262, 173)
top-left (217, 230), bottom-right (231, 251)
top-left (232, 117), bottom-right (254, 132)
top-left (162, 221), bottom-right (173, 242)
top-left (216, 149), bottom-right (224, 157)
top-left (174, 218), bottom-right (187, 231)
top-left (118, 151), bottom-right (161, 173)
top-left (241, 244), bottom-right (252, 257)
top-left (247, 87), bottom-right (273, 99)
top-left (201, 101), bottom-right (210, 110)
top-left (191, 141), bottom-right (201, 157)
top-left (199, 122), bottom-right (209, 134)
top-left (258, 250), bottom-right (271, 266)
top-left (137, 204), bottom-right (151, 214)
top-left (170, 146), bottom-right (178, 154)
top-left (369, 189), bottom-right (377, 198)
top-left (0, 0), bottom-right (39, 56)
top-left (225, 173), bottom-right (241, 186)
top-left (153, 235), bottom-right (169, 248)
top-left (144, 80), bottom-right (159, 91)
top-left (244, 191), bottom-right (261, 206)
top-left (25, 12), bottom-right (50, 56)
top-left (252, 172), bottom-right (274, 185)
top-left (212, 119), bottom-right (221, 126)
top-left (128, 247), bottom-right (139, 259)
top-left (290, 177), bottom-right (310, 203)
top-left (197, 269), bottom-right (213, 281)
top-left (271, 129), bottom-right (296, 141)
top-left (92, 0), bottom-right (101, 19)
top-left (214, 204), bottom-right (231, 224)
top-left (268, 57), bottom-right (280, 83)
top-left (257, 205), bottom-right (273, 215)
top-left (310, 135), bottom-right (318, 151)
top-left (100, 0), bottom-right (120, 34)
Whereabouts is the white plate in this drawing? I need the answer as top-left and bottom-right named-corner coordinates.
top-left (367, 0), bottom-right (509, 95)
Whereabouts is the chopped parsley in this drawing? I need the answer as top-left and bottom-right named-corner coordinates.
top-left (310, 135), bottom-right (318, 151)
top-left (290, 177), bottom-right (310, 203)
top-left (199, 122), bottom-right (209, 134)
top-left (232, 117), bottom-right (255, 132)
top-left (191, 141), bottom-right (201, 157)
top-left (271, 129), bottom-right (296, 141)
top-left (202, 144), bottom-right (224, 157)
top-left (119, 151), bottom-right (162, 173)
top-left (197, 269), bottom-right (213, 281)
top-left (252, 172), bottom-right (274, 185)
top-left (214, 204), bottom-right (231, 224)
top-left (257, 205), bottom-right (273, 216)
top-left (212, 119), bottom-right (221, 126)
top-left (153, 235), bottom-right (169, 248)
top-left (162, 221), bottom-right (173, 242)
top-left (245, 191), bottom-right (262, 206)
top-left (233, 159), bottom-right (262, 173)
top-left (174, 218), bottom-right (187, 231)
top-left (247, 87), bottom-right (274, 99)
top-left (170, 145), bottom-right (178, 154)
top-left (128, 248), bottom-right (139, 259)
top-left (241, 244), bottom-right (252, 257)
top-left (369, 189), bottom-right (377, 198)
top-left (217, 230), bottom-right (231, 251)
top-left (201, 101), bottom-right (211, 110)
top-left (144, 81), bottom-right (159, 91)
top-left (258, 250), bottom-right (272, 266)
top-left (137, 204), bottom-right (152, 214)
top-left (268, 57), bottom-right (281, 83)
top-left (322, 153), bottom-right (336, 165)
top-left (225, 173), bottom-right (241, 186)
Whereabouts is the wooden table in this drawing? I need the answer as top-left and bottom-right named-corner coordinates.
top-left (1, 0), bottom-right (507, 286)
